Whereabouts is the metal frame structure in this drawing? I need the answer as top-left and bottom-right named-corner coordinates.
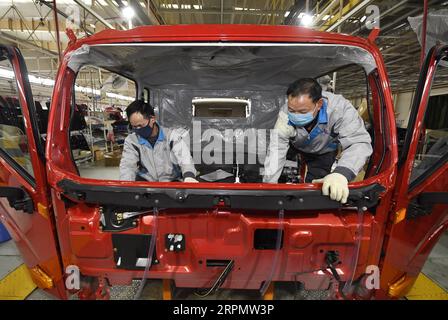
top-left (0, 1), bottom-right (446, 98)
top-left (0, 8), bottom-right (447, 299)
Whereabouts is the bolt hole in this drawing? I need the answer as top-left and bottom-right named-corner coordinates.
top-left (198, 260), bottom-right (203, 265)
top-left (319, 249), bottom-right (324, 253)
top-left (80, 226), bottom-right (85, 230)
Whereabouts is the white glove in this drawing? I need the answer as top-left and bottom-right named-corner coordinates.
top-left (184, 177), bottom-right (199, 183)
top-left (312, 173), bottom-right (349, 204)
top-left (274, 111), bottom-right (296, 138)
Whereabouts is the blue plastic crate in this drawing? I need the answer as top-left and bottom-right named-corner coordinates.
top-left (0, 222), bottom-right (11, 243)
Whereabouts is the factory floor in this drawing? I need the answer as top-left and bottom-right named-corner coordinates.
top-left (1, 231), bottom-right (447, 300)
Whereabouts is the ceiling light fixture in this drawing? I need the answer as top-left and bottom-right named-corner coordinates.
top-left (122, 6), bottom-right (135, 29)
top-left (301, 13), bottom-right (313, 27)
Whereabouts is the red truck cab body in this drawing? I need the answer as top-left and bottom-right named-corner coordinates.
top-left (0, 25), bottom-right (447, 300)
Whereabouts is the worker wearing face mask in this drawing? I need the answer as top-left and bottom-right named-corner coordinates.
top-left (264, 78), bottom-right (372, 203)
top-left (119, 100), bottom-right (198, 182)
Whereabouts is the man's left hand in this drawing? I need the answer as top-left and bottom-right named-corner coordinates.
top-left (312, 173), bottom-right (349, 204)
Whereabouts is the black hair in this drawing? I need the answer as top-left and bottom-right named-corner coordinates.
top-left (286, 78), bottom-right (322, 103)
top-left (125, 100), bottom-right (155, 120)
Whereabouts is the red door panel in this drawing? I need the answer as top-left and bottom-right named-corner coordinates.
top-left (380, 45), bottom-right (448, 298)
top-left (0, 45), bottom-right (65, 298)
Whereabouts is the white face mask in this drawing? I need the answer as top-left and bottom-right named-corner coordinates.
top-left (288, 104), bottom-right (318, 127)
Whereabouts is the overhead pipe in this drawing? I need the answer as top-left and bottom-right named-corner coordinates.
top-left (314, 0), bottom-right (340, 26)
top-left (420, 0), bottom-right (428, 66)
top-left (0, 31), bottom-right (59, 57)
top-left (128, 0), bottom-right (152, 25)
top-left (221, 0), bottom-right (224, 24)
top-left (350, 0), bottom-right (409, 35)
top-left (52, 0), bottom-right (62, 62)
top-left (146, 0), bottom-right (165, 24)
top-left (283, 1), bottom-right (303, 25)
top-left (326, 0), bottom-right (373, 32)
top-left (160, 8), bottom-right (285, 15)
top-left (38, 0), bottom-right (93, 36)
top-left (73, 0), bottom-right (115, 29)
top-left (378, 1), bottom-right (436, 35)
top-left (98, 0), bottom-right (127, 30)
top-left (115, 0), bottom-right (160, 26)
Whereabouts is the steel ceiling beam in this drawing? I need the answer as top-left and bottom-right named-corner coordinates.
top-left (52, 0), bottom-right (62, 61)
top-left (73, 0), bottom-right (115, 29)
top-left (98, 0), bottom-right (127, 29)
top-left (160, 8), bottom-right (287, 15)
top-left (0, 31), bottom-right (59, 57)
top-left (350, 0), bottom-right (409, 35)
top-left (239, 0), bottom-right (248, 23)
top-left (128, 0), bottom-right (152, 25)
top-left (115, 0), bottom-right (160, 25)
top-left (37, 0), bottom-right (94, 35)
top-left (313, 0), bottom-right (340, 26)
top-left (323, 0), bottom-right (373, 32)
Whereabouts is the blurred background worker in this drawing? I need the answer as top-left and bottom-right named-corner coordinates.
top-left (120, 100), bottom-right (198, 182)
top-left (264, 78), bottom-right (372, 203)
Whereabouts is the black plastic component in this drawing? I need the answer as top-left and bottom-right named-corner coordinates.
top-left (407, 192), bottom-right (448, 220)
top-left (196, 260), bottom-right (235, 297)
top-left (254, 229), bottom-right (284, 250)
top-left (111, 234), bottom-right (158, 270)
top-left (58, 179), bottom-right (386, 212)
top-left (325, 250), bottom-right (340, 266)
top-left (206, 259), bottom-right (232, 267)
top-left (165, 233), bottom-right (185, 252)
top-left (100, 206), bottom-right (139, 232)
top-left (0, 186), bottom-right (34, 213)
top-left (325, 250), bottom-right (341, 281)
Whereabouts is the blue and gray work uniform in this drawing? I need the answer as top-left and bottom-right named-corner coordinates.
top-left (119, 124), bottom-right (197, 182)
top-left (264, 91), bottom-right (373, 183)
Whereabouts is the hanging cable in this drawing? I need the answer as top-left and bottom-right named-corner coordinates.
top-left (133, 205), bottom-right (159, 300)
top-left (341, 205), bottom-right (365, 298)
top-left (325, 250), bottom-right (348, 300)
top-left (194, 260), bottom-right (235, 298)
top-left (259, 208), bottom-right (285, 296)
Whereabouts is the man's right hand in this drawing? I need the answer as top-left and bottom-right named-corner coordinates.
top-left (275, 111), bottom-right (296, 138)
top-left (312, 173), bottom-right (349, 204)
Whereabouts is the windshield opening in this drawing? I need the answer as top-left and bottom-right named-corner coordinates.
top-left (67, 43), bottom-right (380, 187)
